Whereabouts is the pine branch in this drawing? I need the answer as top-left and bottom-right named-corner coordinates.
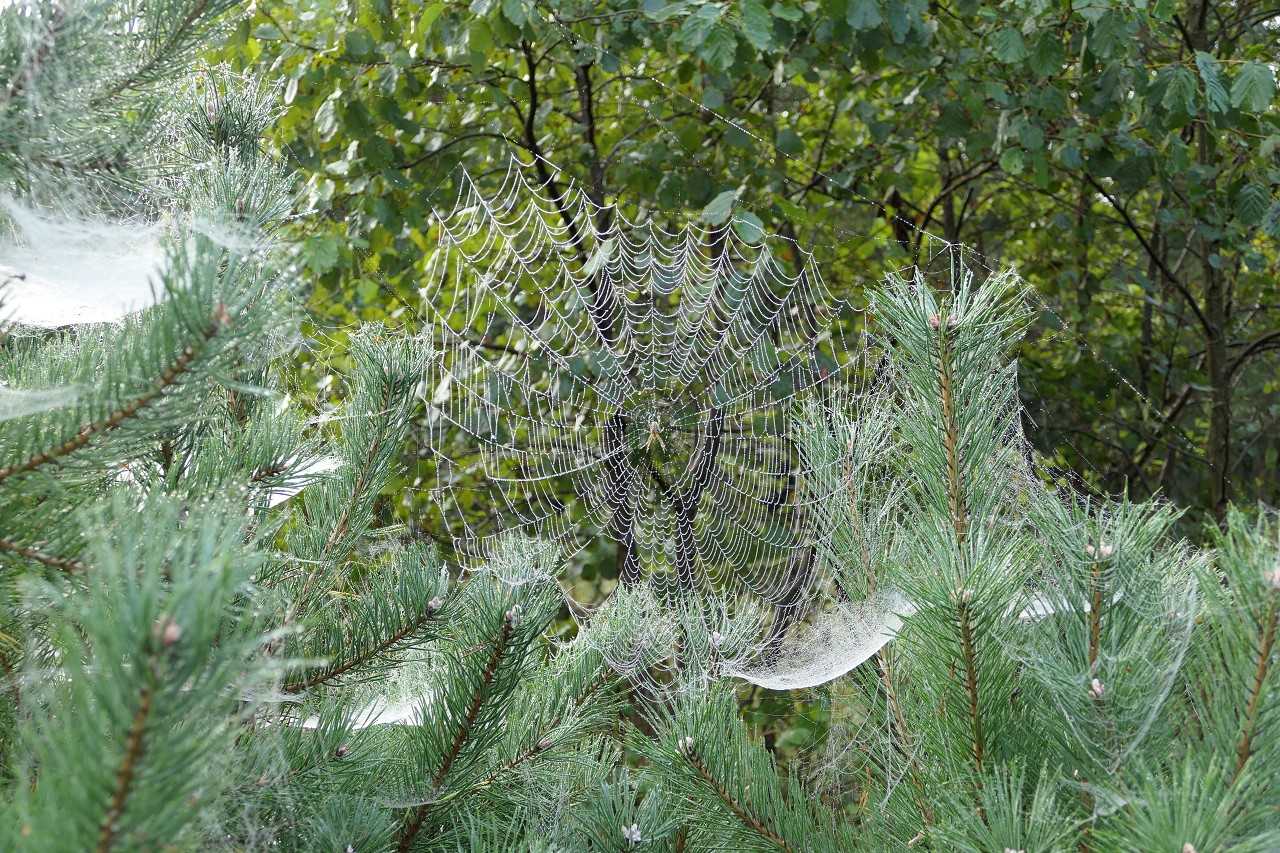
top-left (0, 4), bottom-right (65, 105)
top-left (1088, 556), bottom-right (1105, 669)
top-left (95, 0), bottom-right (214, 105)
top-left (683, 744), bottom-right (796, 853)
top-left (844, 455), bottom-right (874, 593)
top-left (870, 651), bottom-right (933, 823)
top-left (956, 594), bottom-right (986, 775)
top-left (1234, 584), bottom-right (1278, 777)
top-left (297, 380), bottom-right (394, 601)
top-left (0, 321), bottom-right (219, 486)
top-left (95, 682), bottom-right (153, 853)
top-left (472, 670), bottom-right (612, 789)
top-left (282, 606), bottom-right (439, 694)
top-left (935, 320), bottom-right (970, 548)
top-left (0, 536), bottom-right (85, 573)
top-left (395, 609), bottom-right (518, 853)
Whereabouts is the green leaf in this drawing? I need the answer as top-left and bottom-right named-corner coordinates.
top-left (740, 0), bottom-right (774, 51)
top-left (846, 0), bottom-right (882, 31)
top-left (1029, 33), bottom-right (1064, 78)
top-left (733, 212), bottom-right (766, 242)
top-left (1072, 0), bottom-right (1109, 24)
top-left (417, 2), bottom-right (446, 36)
top-left (777, 128), bottom-right (803, 155)
top-left (1194, 52), bottom-right (1228, 113)
top-left (1263, 201), bottom-right (1280, 239)
top-left (305, 236), bottom-right (342, 275)
top-left (1230, 61), bottom-right (1277, 113)
top-left (772, 3), bottom-right (804, 22)
top-left (988, 27), bottom-right (1028, 63)
top-left (701, 26), bottom-right (738, 71)
top-left (1234, 182), bottom-right (1271, 225)
top-left (702, 190), bottom-right (739, 225)
top-left (1161, 65), bottom-right (1198, 116)
top-left (1089, 10), bottom-right (1127, 59)
top-left (999, 147), bottom-right (1025, 176)
top-left (469, 20), bottom-right (494, 54)
top-left (773, 197), bottom-right (808, 224)
top-left (501, 0), bottom-right (526, 26)
top-left (344, 31), bottom-right (376, 58)
top-left (583, 238), bottom-right (616, 278)
top-left (645, 1), bottom-right (692, 22)
top-left (676, 3), bottom-right (722, 48)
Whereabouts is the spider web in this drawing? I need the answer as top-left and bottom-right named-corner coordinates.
top-left (417, 159), bottom-right (962, 625)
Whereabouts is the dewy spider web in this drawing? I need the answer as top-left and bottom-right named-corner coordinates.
top-left (418, 158), bottom-right (962, 625)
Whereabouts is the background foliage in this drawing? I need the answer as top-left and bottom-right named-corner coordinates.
top-left (225, 0), bottom-right (1280, 537)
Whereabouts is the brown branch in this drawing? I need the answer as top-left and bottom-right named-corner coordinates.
top-left (1088, 558), bottom-right (1104, 669)
top-left (297, 380), bottom-right (394, 602)
top-left (0, 537), bottom-right (85, 573)
top-left (469, 672), bottom-right (614, 796)
top-left (957, 596), bottom-right (985, 775)
top-left (1082, 174), bottom-right (1213, 337)
top-left (935, 321), bottom-right (969, 546)
top-left (96, 683), bottom-right (153, 853)
top-left (0, 323), bottom-right (218, 486)
top-left (0, 5), bottom-right (64, 105)
top-left (685, 747), bottom-right (796, 853)
top-left (397, 132), bottom-right (528, 171)
top-left (871, 651), bottom-right (934, 824)
top-left (282, 609), bottom-right (440, 694)
top-left (1234, 585), bottom-right (1278, 777)
top-left (395, 611), bottom-right (517, 852)
top-left (96, 0), bottom-right (212, 104)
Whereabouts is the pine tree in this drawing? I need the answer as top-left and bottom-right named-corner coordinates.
top-left (2, 3), bottom-right (1278, 850)
top-left (0, 1), bottom-right (305, 848)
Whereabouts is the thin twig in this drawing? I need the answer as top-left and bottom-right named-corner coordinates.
top-left (0, 537), bottom-right (85, 572)
top-left (685, 747), bottom-right (796, 853)
top-left (0, 323), bottom-right (219, 485)
top-left (96, 683), bottom-right (153, 853)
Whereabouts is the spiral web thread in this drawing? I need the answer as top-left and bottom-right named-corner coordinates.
top-left (417, 159), bottom-right (963, 641)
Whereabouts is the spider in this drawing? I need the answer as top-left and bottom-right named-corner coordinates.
top-left (642, 419), bottom-right (665, 452)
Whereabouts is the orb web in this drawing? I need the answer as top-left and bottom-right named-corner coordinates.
top-left (415, 159), bottom-right (920, 622)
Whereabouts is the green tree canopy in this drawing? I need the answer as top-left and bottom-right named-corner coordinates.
top-left (229, 0), bottom-right (1280, 536)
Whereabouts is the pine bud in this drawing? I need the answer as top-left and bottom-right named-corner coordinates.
top-left (1005, 849), bottom-right (1026, 853)
top-left (1088, 677), bottom-right (1105, 699)
top-left (538, 736), bottom-right (552, 751)
top-left (427, 596), bottom-right (443, 616)
top-left (1086, 542), bottom-right (1114, 559)
top-left (709, 630), bottom-right (724, 647)
top-left (677, 736), bottom-right (694, 755)
top-left (1266, 567), bottom-right (1280, 591)
top-left (152, 616), bottom-right (181, 650)
top-left (621, 823), bottom-right (642, 845)
top-left (1183, 845), bottom-right (1198, 853)
top-left (335, 743), bottom-right (350, 758)
top-left (958, 588), bottom-right (974, 604)
top-left (235, 197), bottom-right (246, 221)
top-left (505, 605), bottom-right (521, 629)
